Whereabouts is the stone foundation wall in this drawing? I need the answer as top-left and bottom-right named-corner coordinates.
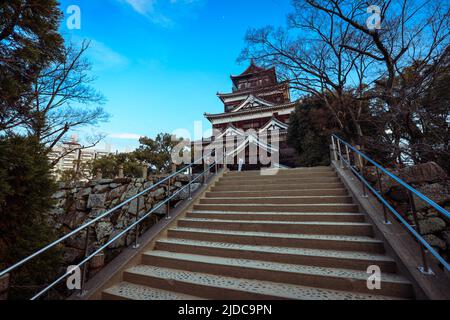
top-left (50, 175), bottom-right (201, 265)
top-left (364, 162), bottom-right (450, 262)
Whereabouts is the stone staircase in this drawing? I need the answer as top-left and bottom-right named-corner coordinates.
top-left (102, 167), bottom-right (414, 300)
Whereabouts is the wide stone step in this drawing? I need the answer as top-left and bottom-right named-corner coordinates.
top-left (220, 172), bottom-right (338, 181)
top-left (215, 177), bottom-right (341, 186)
top-left (193, 203), bottom-right (359, 213)
top-left (102, 282), bottom-right (204, 300)
top-left (205, 189), bottom-right (349, 198)
top-left (211, 183), bottom-right (344, 192)
top-left (155, 238), bottom-right (396, 272)
top-left (140, 251), bottom-right (412, 298)
top-left (177, 218), bottom-right (373, 236)
top-left (122, 265), bottom-right (401, 300)
top-left (225, 167), bottom-right (334, 176)
top-left (187, 211), bottom-right (366, 222)
top-left (168, 227), bottom-right (385, 253)
top-left (199, 196), bottom-right (354, 205)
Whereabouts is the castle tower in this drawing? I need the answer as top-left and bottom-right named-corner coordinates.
top-left (200, 61), bottom-right (298, 169)
top-left (205, 60), bottom-right (296, 133)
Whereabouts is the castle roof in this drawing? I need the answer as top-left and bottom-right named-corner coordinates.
top-left (229, 60), bottom-right (278, 88)
top-left (205, 101), bottom-right (297, 120)
top-left (230, 60), bottom-right (274, 78)
top-left (217, 82), bottom-right (289, 102)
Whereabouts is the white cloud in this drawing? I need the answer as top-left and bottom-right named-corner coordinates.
top-left (75, 39), bottom-right (129, 71)
top-left (119, 0), bottom-right (205, 27)
top-left (124, 0), bottom-right (157, 15)
top-left (109, 133), bottom-right (143, 140)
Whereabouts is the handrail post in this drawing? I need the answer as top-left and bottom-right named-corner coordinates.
top-left (408, 190), bottom-right (434, 275)
top-left (331, 136), bottom-right (338, 162)
top-left (188, 166), bottom-right (193, 200)
top-left (355, 145), bottom-right (368, 198)
top-left (80, 226), bottom-right (91, 295)
top-left (165, 177), bottom-right (171, 220)
top-left (133, 197), bottom-right (141, 249)
top-left (376, 168), bottom-right (390, 225)
top-left (203, 161), bottom-right (208, 185)
top-left (336, 139), bottom-right (344, 168)
top-left (215, 154), bottom-right (218, 174)
top-left (345, 145), bottom-right (351, 167)
top-left (223, 146), bottom-right (227, 171)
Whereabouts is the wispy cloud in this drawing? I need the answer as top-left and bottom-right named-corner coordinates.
top-left (124, 0), bottom-right (157, 15)
top-left (86, 40), bottom-right (129, 71)
top-left (109, 133), bottom-right (143, 140)
top-left (118, 0), bottom-right (206, 27)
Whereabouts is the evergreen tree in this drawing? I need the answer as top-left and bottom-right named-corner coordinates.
top-left (0, 1), bottom-right (64, 131)
top-left (89, 153), bottom-right (143, 179)
top-left (0, 135), bottom-right (62, 299)
top-left (135, 133), bottom-right (182, 173)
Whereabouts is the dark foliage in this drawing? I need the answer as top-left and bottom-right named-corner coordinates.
top-left (288, 97), bottom-right (339, 166)
top-left (0, 135), bottom-right (63, 299)
top-left (90, 153), bottom-right (143, 179)
top-left (0, 1), bottom-right (64, 131)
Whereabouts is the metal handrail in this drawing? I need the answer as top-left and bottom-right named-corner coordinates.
top-left (332, 135), bottom-right (449, 219)
top-left (0, 155), bottom-right (219, 299)
top-left (331, 134), bottom-right (450, 274)
top-left (29, 161), bottom-right (218, 300)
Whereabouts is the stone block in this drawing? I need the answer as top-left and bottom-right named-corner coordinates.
top-left (75, 199), bottom-right (87, 211)
top-left (418, 217), bottom-right (446, 235)
top-left (95, 221), bottom-right (114, 241)
top-left (76, 187), bottom-right (92, 198)
top-left (399, 162), bottom-right (448, 184)
top-left (414, 182), bottom-right (450, 211)
top-left (423, 234), bottom-right (446, 251)
top-left (87, 193), bottom-right (106, 209)
top-left (93, 184), bottom-right (110, 194)
top-left (52, 190), bottom-right (66, 199)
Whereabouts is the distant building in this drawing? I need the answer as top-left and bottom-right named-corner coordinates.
top-left (49, 136), bottom-right (113, 180)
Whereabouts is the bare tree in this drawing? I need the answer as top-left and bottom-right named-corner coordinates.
top-left (24, 41), bottom-right (109, 154)
top-left (240, 1), bottom-right (378, 144)
top-left (304, 0), bottom-right (450, 162)
top-left (242, 0), bottom-right (449, 164)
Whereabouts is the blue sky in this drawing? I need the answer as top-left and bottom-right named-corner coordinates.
top-left (58, 0), bottom-right (293, 152)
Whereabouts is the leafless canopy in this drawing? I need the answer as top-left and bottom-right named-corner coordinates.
top-left (241, 0), bottom-right (450, 164)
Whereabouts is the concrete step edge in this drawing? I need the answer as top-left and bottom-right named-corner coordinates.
top-left (220, 175), bottom-right (338, 181)
top-left (142, 251), bottom-right (410, 285)
top-left (206, 189), bottom-right (349, 193)
top-left (201, 196), bottom-right (353, 200)
top-left (211, 184), bottom-right (345, 190)
top-left (169, 227), bottom-right (383, 244)
top-left (156, 238), bottom-right (394, 263)
top-left (194, 203), bottom-right (358, 207)
top-left (103, 281), bottom-right (204, 300)
top-left (123, 265), bottom-right (402, 300)
top-left (180, 218), bottom-right (372, 226)
top-left (190, 210), bottom-right (363, 216)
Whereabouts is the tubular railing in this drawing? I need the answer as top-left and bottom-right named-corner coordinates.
top-left (0, 156), bottom-right (221, 300)
top-left (331, 134), bottom-right (450, 275)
